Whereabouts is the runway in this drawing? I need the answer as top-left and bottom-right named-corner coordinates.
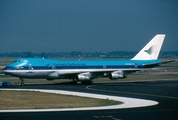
top-left (0, 79), bottom-right (178, 120)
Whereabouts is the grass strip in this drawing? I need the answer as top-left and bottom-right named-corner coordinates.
top-left (0, 91), bottom-right (121, 110)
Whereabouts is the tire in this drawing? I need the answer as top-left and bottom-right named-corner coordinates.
top-left (81, 81), bottom-right (86, 85)
top-left (81, 81), bottom-right (94, 85)
top-left (90, 81), bottom-right (94, 85)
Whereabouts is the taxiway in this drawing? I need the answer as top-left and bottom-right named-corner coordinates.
top-left (0, 79), bottom-right (178, 120)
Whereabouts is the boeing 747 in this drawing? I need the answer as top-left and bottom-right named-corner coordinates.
top-left (3, 34), bottom-right (170, 85)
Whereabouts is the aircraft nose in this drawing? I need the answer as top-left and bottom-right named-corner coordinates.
top-left (3, 66), bottom-right (7, 70)
top-left (3, 67), bottom-right (8, 74)
top-left (3, 66), bottom-right (12, 75)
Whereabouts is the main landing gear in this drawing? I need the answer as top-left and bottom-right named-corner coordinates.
top-left (70, 79), bottom-right (94, 85)
top-left (81, 80), bottom-right (94, 85)
top-left (69, 79), bottom-right (77, 84)
top-left (19, 78), bottom-right (25, 86)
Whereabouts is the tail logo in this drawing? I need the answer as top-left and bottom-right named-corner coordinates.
top-left (144, 45), bottom-right (156, 55)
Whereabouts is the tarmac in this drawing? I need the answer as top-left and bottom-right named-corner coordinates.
top-left (0, 79), bottom-right (178, 120)
top-left (0, 89), bottom-right (158, 112)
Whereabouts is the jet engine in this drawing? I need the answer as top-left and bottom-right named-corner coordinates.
top-left (77, 72), bottom-right (91, 81)
top-left (109, 70), bottom-right (125, 80)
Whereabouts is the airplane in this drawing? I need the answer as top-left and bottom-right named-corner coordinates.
top-left (3, 34), bottom-right (171, 85)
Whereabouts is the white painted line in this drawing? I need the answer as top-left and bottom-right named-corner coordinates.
top-left (0, 89), bottom-right (158, 112)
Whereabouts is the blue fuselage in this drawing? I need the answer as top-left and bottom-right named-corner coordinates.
top-left (3, 58), bottom-right (160, 70)
top-left (3, 58), bottom-right (161, 79)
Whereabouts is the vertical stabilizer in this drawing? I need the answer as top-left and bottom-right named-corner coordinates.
top-left (131, 34), bottom-right (165, 60)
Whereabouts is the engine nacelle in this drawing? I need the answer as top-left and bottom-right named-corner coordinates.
top-left (77, 72), bottom-right (92, 81)
top-left (109, 70), bottom-right (125, 80)
top-left (109, 73), bottom-right (124, 80)
top-left (77, 75), bottom-right (91, 81)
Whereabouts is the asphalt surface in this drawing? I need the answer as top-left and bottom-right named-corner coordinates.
top-left (0, 80), bottom-right (178, 120)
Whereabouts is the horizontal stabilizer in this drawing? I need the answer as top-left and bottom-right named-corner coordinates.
top-left (142, 62), bottom-right (160, 67)
top-left (160, 60), bottom-right (175, 64)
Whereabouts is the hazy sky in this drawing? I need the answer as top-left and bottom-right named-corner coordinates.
top-left (0, 0), bottom-right (177, 53)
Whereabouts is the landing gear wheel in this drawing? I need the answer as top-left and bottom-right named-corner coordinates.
top-left (20, 83), bottom-right (25, 86)
top-left (81, 81), bottom-right (94, 85)
top-left (90, 81), bottom-right (94, 85)
top-left (70, 81), bottom-right (77, 84)
top-left (81, 81), bottom-right (86, 85)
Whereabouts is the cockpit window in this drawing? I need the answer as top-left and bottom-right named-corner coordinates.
top-left (14, 60), bottom-right (21, 62)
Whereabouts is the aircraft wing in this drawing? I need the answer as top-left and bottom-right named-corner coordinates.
top-left (56, 68), bottom-right (150, 79)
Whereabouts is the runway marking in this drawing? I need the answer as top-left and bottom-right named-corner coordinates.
top-left (86, 85), bottom-right (178, 99)
top-left (0, 89), bottom-right (158, 113)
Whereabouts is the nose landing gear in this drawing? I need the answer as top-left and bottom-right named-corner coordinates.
top-left (19, 78), bottom-right (25, 86)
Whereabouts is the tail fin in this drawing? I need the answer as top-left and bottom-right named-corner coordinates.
top-left (131, 34), bottom-right (165, 60)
